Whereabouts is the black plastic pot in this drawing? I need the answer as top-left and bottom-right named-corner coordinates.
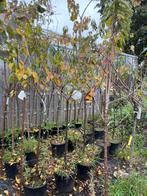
top-left (55, 173), bottom-right (75, 193)
top-left (75, 123), bottom-right (82, 129)
top-left (24, 182), bottom-right (47, 196)
top-left (25, 152), bottom-right (37, 167)
top-left (85, 133), bottom-right (93, 144)
top-left (50, 127), bottom-right (59, 136)
top-left (61, 125), bottom-right (67, 130)
top-left (4, 162), bottom-right (18, 179)
top-left (109, 141), bottom-right (121, 155)
top-left (95, 130), bottom-right (104, 139)
top-left (68, 140), bottom-right (75, 152)
top-left (98, 143), bottom-right (110, 159)
top-left (77, 163), bottom-right (92, 181)
top-left (51, 142), bottom-right (65, 157)
top-left (40, 129), bottom-right (48, 139)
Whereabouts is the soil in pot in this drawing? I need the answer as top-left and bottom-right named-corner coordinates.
top-left (24, 182), bottom-right (47, 196)
top-left (25, 152), bottom-right (37, 167)
top-left (95, 129), bottom-right (104, 139)
top-left (77, 163), bottom-right (92, 181)
top-left (51, 142), bottom-right (65, 157)
top-left (109, 140), bottom-right (122, 155)
top-left (68, 140), bottom-right (75, 152)
top-left (55, 173), bottom-right (75, 193)
top-left (4, 162), bottom-right (18, 179)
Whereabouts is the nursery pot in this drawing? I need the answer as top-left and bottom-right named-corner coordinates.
top-left (40, 129), bottom-right (48, 139)
top-left (98, 142), bottom-right (110, 160)
top-left (94, 129), bottom-right (104, 139)
top-left (51, 142), bottom-right (65, 157)
top-left (61, 125), bottom-right (67, 130)
top-left (55, 173), bottom-right (75, 193)
top-left (109, 141), bottom-right (122, 155)
top-left (50, 127), bottom-right (59, 136)
top-left (24, 182), bottom-right (47, 196)
top-left (77, 163), bottom-right (92, 181)
top-left (25, 152), bottom-right (37, 167)
top-left (85, 133), bottom-right (93, 144)
top-left (68, 140), bottom-right (75, 152)
top-left (4, 162), bottom-right (18, 179)
top-left (75, 123), bottom-right (82, 129)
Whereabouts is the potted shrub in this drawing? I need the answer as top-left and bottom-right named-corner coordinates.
top-left (76, 144), bottom-right (101, 181)
top-left (23, 139), bottom-right (38, 167)
top-left (3, 149), bottom-right (20, 179)
top-left (23, 165), bottom-right (47, 196)
top-left (67, 129), bottom-right (83, 152)
top-left (54, 157), bottom-right (76, 194)
top-left (51, 135), bottom-right (65, 157)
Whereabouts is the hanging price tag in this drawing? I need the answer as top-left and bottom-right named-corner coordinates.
top-left (72, 90), bottom-right (82, 100)
top-left (18, 90), bottom-right (26, 100)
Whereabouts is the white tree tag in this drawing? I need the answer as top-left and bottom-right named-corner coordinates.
top-left (72, 90), bottom-right (82, 100)
top-left (137, 106), bottom-right (141, 120)
top-left (18, 90), bottom-right (26, 100)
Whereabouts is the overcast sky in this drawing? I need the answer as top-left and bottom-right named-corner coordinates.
top-left (24, 0), bottom-right (100, 35)
top-left (49, 0), bottom-right (100, 35)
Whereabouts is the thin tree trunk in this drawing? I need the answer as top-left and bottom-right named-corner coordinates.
top-left (11, 98), bottom-right (15, 151)
top-left (103, 61), bottom-right (112, 196)
top-left (92, 97), bottom-right (95, 143)
top-left (20, 98), bottom-right (26, 192)
top-left (83, 99), bottom-right (87, 151)
top-left (64, 99), bottom-right (69, 169)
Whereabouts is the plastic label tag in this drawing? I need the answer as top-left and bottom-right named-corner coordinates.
top-left (18, 90), bottom-right (26, 100)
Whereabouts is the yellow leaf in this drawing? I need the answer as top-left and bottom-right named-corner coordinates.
top-left (8, 63), bottom-right (14, 70)
top-left (32, 72), bottom-right (39, 83)
top-left (4, 190), bottom-right (9, 195)
top-left (46, 71), bottom-right (53, 81)
top-left (10, 90), bottom-right (16, 97)
top-left (23, 74), bottom-right (28, 80)
top-left (15, 176), bottom-right (20, 184)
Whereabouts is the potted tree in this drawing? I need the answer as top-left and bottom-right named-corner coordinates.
top-left (3, 149), bottom-right (20, 179)
top-left (76, 144), bottom-right (101, 181)
top-left (51, 135), bottom-right (65, 157)
top-left (23, 138), bottom-right (38, 167)
top-left (23, 165), bottom-right (47, 196)
top-left (54, 157), bottom-right (76, 194)
top-left (67, 129), bottom-right (83, 152)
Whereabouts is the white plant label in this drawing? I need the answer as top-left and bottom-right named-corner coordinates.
top-left (18, 90), bottom-right (26, 100)
top-left (137, 106), bottom-right (141, 120)
top-left (72, 90), bottom-right (82, 100)
top-left (6, 97), bottom-right (9, 105)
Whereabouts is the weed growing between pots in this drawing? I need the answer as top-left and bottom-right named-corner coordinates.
top-left (109, 172), bottom-right (147, 196)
